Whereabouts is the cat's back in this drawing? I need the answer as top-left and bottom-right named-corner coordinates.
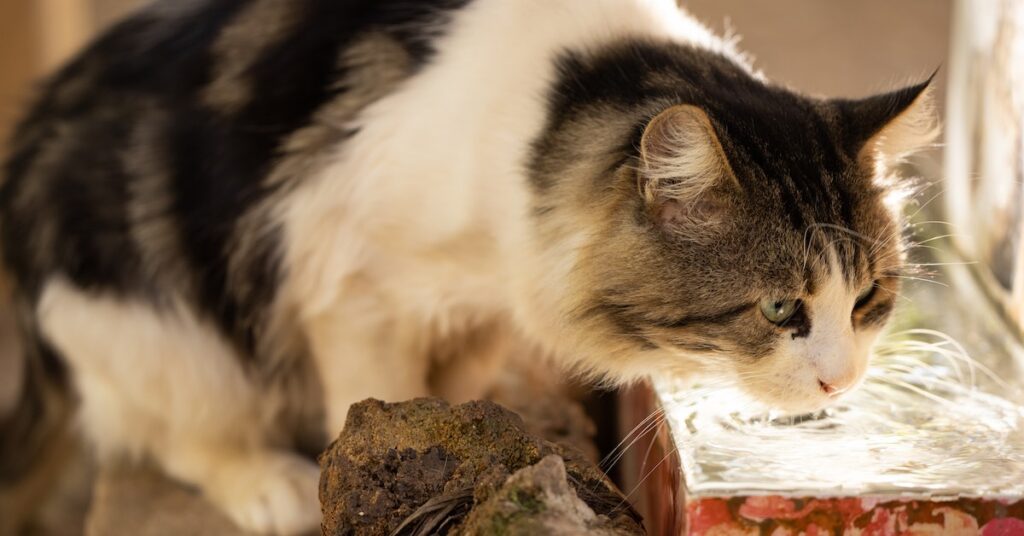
top-left (9, 0), bottom-right (474, 124)
top-left (0, 0), bottom-right (473, 307)
top-left (1, 0), bottom-right (730, 332)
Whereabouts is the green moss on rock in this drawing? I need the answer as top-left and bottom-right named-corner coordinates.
top-left (318, 398), bottom-right (643, 535)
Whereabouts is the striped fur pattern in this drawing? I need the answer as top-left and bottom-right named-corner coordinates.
top-left (0, 0), bottom-right (937, 533)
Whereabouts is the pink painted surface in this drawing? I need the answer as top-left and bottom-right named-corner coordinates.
top-left (687, 497), bottom-right (1024, 535)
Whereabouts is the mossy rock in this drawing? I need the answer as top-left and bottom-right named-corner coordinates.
top-left (319, 398), bottom-right (643, 535)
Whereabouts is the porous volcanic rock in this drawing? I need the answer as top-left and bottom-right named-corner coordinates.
top-left (318, 398), bottom-right (643, 535)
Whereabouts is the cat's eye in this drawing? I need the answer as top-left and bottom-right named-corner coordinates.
top-left (855, 282), bottom-right (877, 309)
top-left (760, 298), bottom-right (800, 325)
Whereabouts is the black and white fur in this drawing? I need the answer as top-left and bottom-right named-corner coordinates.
top-left (0, 0), bottom-right (936, 533)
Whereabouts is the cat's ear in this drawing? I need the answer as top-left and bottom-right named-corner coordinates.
top-left (835, 76), bottom-right (940, 171)
top-left (638, 104), bottom-right (738, 228)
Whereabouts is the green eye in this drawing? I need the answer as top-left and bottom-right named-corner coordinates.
top-left (760, 298), bottom-right (800, 325)
top-left (855, 282), bottom-right (877, 308)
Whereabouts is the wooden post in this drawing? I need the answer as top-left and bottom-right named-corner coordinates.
top-left (944, 0), bottom-right (1024, 331)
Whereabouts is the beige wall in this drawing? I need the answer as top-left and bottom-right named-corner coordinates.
top-left (684, 0), bottom-right (951, 100)
top-left (0, 2), bottom-right (43, 148)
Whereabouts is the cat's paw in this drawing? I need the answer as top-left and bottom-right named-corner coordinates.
top-left (208, 451), bottom-right (321, 535)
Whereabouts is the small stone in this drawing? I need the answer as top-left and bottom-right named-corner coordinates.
top-left (460, 455), bottom-right (644, 535)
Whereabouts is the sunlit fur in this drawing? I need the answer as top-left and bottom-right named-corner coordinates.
top-left (1, 0), bottom-right (937, 533)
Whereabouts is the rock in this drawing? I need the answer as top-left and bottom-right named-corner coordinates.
top-left (318, 397), bottom-right (643, 535)
top-left (460, 455), bottom-right (643, 535)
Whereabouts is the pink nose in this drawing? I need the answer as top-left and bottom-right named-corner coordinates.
top-left (818, 369), bottom-right (858, 397)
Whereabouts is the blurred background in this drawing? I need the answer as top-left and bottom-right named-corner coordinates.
top-left (0, 1), bottom-right (960, 534)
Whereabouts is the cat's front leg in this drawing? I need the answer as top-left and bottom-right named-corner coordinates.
top-left (303, 284), bottom-right (431, 438)
top-left (429, 318), bottom-right (514, 404)
top-left (37, 279), bottom-right (321, 535)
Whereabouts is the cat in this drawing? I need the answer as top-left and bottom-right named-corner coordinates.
top-left (0, 0), bottom-right (937, 533)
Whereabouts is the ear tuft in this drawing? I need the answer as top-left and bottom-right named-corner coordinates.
top-left (836, 76), bottom-right (941, 170)
top-left (639, 105), bottom-right (736, 227)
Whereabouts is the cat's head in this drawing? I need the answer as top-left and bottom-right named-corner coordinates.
top-left (532, 47), bottom-right (937, 412)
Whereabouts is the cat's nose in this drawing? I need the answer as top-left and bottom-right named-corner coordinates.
top-left (818, 376), bottom-right (853, 397)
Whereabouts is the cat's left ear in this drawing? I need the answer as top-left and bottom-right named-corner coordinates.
top-left (834, 75), bottom-right (940, 171)
top-left (638, 104), bottom-right (739, 228)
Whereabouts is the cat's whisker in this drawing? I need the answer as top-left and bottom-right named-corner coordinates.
top-left (886, 274), bottom-right (947, 287)
top-left (903, 260), bottom-right (977, 268)
top-left (595, 411), bottom-right (669, 496)
top-left (904, 233), bottom-right (961, 250)
top-left (879, 329), bottom-right (1010, 390)
top-left (903, 242), bottom-right (952, 256)
top-left (905, 186), bottom-right (946, 221)
top-left (617, 436), bottom-right (679, 509)
top-left (868, 219), bottom-right (904, 258)
top-left (599, 407), bottom-right (666, 471)
top-left (868, 377), bottom-right (954, 406)
top-left (809, 222), bottom-right (881, 247)
top-left (869, 283), bottom-right (914, 304)
top-left (908, 220), bottom-right (959, 229)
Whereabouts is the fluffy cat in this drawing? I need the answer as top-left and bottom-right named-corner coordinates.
top-left (0, 0), bottom-right (936, 533)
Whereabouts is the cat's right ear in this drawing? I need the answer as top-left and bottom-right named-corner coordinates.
top-left (638, 104), bottom-right (738, 228)
top-left (834, 76), bottom-right (940, 172)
